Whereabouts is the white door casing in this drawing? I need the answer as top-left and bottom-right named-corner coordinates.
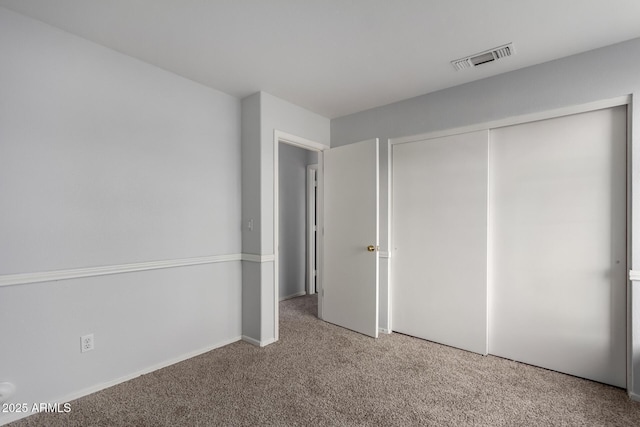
top-left (323, 139), bottom-right (379, 338)
top-left (307, 165), bottom-right (318, 295)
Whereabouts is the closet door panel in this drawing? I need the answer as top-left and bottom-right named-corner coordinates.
top-left (392, 130), bottom-right (488, 354)
top-left (488, 106), bottom-right (627, 387)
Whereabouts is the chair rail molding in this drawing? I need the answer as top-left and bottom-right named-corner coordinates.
top-left (0, 254), bottom-right (250, 287)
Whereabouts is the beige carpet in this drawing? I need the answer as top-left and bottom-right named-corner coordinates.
top-left (10, 294), bottom-right (640, 426)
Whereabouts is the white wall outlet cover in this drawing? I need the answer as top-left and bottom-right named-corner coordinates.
top-left (0, 382), bottom-right (16, 403)
top-left (81, 334), bottom-right (94, 353)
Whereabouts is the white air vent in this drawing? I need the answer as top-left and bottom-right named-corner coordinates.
top-left (451, 43), bottom-right (514, 71)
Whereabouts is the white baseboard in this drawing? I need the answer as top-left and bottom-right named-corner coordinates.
top-left (379, 328), bottom-right (391, 334)
top-left (629, 391), bottom-right (640, 402)
top-left (260, 338), bottom-right (277, 347)
top-left (0, 335), bottom-right (241, 426)
top-left (279, 291), bottom-right (306, 301)
top-left (242, 335), bottom-right (261, 346)
top-left (242, 335), bottom-right (277, 348)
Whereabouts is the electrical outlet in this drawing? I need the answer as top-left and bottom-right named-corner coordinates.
top-left (80, 334), bottom-right (94, 353)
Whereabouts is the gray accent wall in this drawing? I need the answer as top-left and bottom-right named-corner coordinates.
top-left (240, 93), bottom-right (262, 341)
top-left (278, 143), bottom-right (312, 300)
top-left (331, 37), bottom-right (640, 396)
top-left (241, 91), bottom-right (329, 344)
top-left (0, 7), bottom-right (242, 423)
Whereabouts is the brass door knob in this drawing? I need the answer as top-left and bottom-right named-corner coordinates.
top-left (367, 245), bottom-right (376, 252)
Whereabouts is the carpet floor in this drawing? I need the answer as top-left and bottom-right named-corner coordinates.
top-left (9, 294), bottom-right (640, 426)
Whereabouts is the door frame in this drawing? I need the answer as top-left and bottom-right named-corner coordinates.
top-left (388, 94), bottom-right (632, 390)
top-left (306, 164), bottom-right (318, 295)
top-left (274, 130), bottom-right (326, 341)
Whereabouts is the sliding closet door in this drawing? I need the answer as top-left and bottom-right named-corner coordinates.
top-left (392, 130), bottom-right (488, 354)
top-left (489, 106), bottom-right (627, 387)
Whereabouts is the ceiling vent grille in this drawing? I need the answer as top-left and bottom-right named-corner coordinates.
top-left (451, 43), bottom-right (514, 71)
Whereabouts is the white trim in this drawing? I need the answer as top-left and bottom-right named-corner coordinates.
top-left (242, 335), bottom-right (277, 348)
top-left (390, 95), bottom-right (631, 146)
top-left (379, 251), bottom-right (391, 259)
top-left (0, 254), bottom-right (245, 287)
top-left (241, 253), bottom-right (275, 263)
top-left (0, 335), bottom-right (241, 425)
top-left (307, 164), bottom-right (318, 295)
top-left (275, 130), bottom-right (328, 152)
top-left (486, 129), bottom-right (493, 359)
top-left (317, 151), bottom-right (325, 320)
top-left (241, 335), bottom-right (261, 346)
top-left (630, 270), bottom-right (640, 281)
top-left (626, 98), bottom-right (633, 393)
top-left (280, 291), bottom-right (307, 301)
top-left (261, 338), bottom-right (277, 347)
top-left (379, 328), bottom-right (391, 334)
top-left (630, 391), bottom-right (640, 402)
top-left (386, 138), bottom-right (393, 334)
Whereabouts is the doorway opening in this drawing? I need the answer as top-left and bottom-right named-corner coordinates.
top-left (273, 130), bottom-right (326, 342)
top-left (277, 142), bottom-right (318, 302)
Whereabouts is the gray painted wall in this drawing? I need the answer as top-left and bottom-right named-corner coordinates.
top-left (261, 93), bottom-right (329, 341)
top-left (331, 37), bottom-right (640, 396)
top-left (241, 93), bottom-right (262, 256)
top-left (0, 7), bottom-right (242, 423)
top-left (261, 92), bottom-right (330, 254)
top-left (240, 93), bottom-right (262, 341)
top-left (241, 91), bottom-right (329, 344)
top-left (278, 143), bottom-right (313, 300)
top-left (332, 38), bottom-right (640, 146)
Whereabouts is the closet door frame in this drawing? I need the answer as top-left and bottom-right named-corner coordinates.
top-left (388, 95), bottom-right (632, 390)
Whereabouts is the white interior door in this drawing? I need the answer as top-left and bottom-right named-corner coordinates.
top-left (489, 106), bottom-right (627, 387)
top-left (323, 139), bottom-right (379, 338)
top-left (392, 130), bottom-right (489, 354)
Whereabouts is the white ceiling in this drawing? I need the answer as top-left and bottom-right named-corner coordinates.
top-left (2, 0), bottom-right (640, 118)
